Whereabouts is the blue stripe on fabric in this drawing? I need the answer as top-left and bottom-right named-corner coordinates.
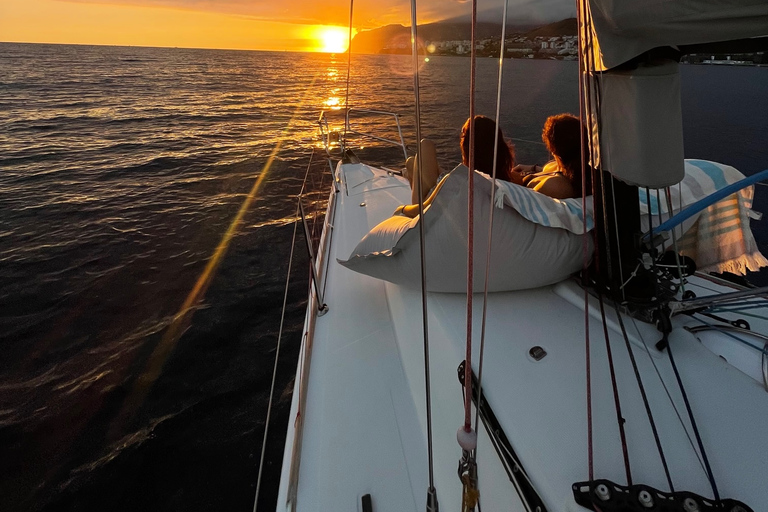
top-left (518, 186), bottom-right (544, 225)
top-left (508, 186), bottom-right (527, 220)
top-left (638, 188), bottom-right (660, 215)
top-left (565, 201), bottom-right (594, 231)
top-left (530, 195), bottom-right (551, 226)
top-left (687, 159), bottom-right (729, 189)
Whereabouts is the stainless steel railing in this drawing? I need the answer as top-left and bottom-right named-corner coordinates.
top-left (318, 108), bottom-right (410, 162)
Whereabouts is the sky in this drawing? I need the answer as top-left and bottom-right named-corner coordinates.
top-left (0, 0), bottom-right (573, 52)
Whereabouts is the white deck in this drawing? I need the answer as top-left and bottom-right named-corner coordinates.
top-left (276, 163), bottom-right (768, 511)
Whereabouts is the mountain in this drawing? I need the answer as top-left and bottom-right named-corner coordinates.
top-left (525, 18), bottom-right (577, 37)
top-left (350, 17), bottom-right (577, 55)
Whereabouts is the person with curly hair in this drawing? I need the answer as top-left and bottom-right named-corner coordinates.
top-left (511, 113), bottom-right (590, 199)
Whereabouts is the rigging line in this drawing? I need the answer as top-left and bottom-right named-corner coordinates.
top-left (647, 199), bottom-right (722, 502)
top-left (576, 0), bottom-right (595, 481)
top-left (587, 32), bottom-right (626, 300)
top-left (507, 137), bottom-right (546, 147)
top-left (320, 160), bottom-right (337, 302)
top-left (597, 294), bottom-right (633, 484)
top-left (463, 0), bottom-right (479, 437)
top-left (656, 189), bottom-right (667, 253)
top-left (628, 315), bottom-right (708, 476)
top-left (408, 0), bottom-right (437, 498)
top-left (688, 316), bottom-right (764, 352)
top-left (665, 332), bottom-right (721, 500)
top-left (637, 188), bottom-right (678, 492)
top-left (664, 186), bottom-right (687, 296)
top-left (474, 0), bottom-right (510, 454)
top-left (708, 309), bottom-right (768, 322)
top-left (708, 303), bottom-right (768, 315)
top-left (614, 304), bottom-right (676, 491)
top-left (461, 366), bottom-right (540, 512)
top-left (252, 202), bottom-right (300, 512)
top-left (343, 0), bottom-right (354, 148)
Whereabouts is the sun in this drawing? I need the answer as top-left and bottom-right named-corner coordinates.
top-left (317, 27), bottom-right (350, 53)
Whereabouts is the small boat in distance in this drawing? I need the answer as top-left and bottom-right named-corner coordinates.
top-left (271, 1), bottom-right (768, 511)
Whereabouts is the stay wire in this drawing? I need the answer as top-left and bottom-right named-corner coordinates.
top-left (582, 0), bottom-right (640, 484)
top-left (474, 0), bottom-right (510, 448)
top-left (575, 0), bottom-right (594, 480)
top-left (642, 188), bottom-right (678, 492)
top-left (463, 0), bottom-right (478, 435)
top-left (252, 202), bottom-right (301, 512)
top-left (343, 0), bottom-right (354, 148)
top-left (408, 0), bottom-right (437, 496)
top-left (664, 188), bottom-right (687, 295)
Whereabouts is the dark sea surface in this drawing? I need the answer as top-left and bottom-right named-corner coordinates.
top-left (1, 42), bottom-right (767, 511)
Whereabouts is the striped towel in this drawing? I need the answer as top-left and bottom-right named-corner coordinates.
top-left (478, 160), bottom-right (767, 275)
top-left (476, 170), bottom-right (594, 234)
top-left (659, 160), bottom-right (768, 275)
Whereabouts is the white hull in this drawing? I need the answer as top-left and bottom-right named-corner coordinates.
top-left (277, 161), bottom-right (768, 511)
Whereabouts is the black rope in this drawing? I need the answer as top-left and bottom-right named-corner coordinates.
top-left (597, 295), bottom-right (632, 484)
top-left (665, 331), bottom-right (721, 500)
top-left (614, 307), bottom-right (675, 492)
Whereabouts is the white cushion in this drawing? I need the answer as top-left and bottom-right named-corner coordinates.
top-left (338, 167), bottom-right (593, 293)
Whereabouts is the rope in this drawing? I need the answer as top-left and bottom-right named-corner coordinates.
top-left (629, 316), bottom-right (709, 476)
top-left (666, 335), bottom-right (721, 499)
top-left (474, 0), bottom-right (510, 444)
top-left (634, 190), bottom-right (680, 492)
top-left (665, 188), bottom-right (687, 296)
top-left (463, 0), bottom-right (478, 436)
top-left (408, 0), bottom-right (437, 499)
top-left (597, 295), bottom-right (633, 484)
top-left (252, 203), bottom-right (300, 512)
top-left (615, 304), bottom-right (676, 491)
top-left (507, 137), bottom-right (546, 147)
top-left (576, 0), bottom-right (594, 481)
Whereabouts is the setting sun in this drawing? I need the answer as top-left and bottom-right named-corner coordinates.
top-left (317, 26), bottom-right (352, 53)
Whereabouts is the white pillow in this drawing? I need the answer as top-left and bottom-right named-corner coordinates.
top-left (338, 167), bottom-right (593, 293)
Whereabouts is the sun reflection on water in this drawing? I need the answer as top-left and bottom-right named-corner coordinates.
top-left (324, 97), bottom-right (342, 109)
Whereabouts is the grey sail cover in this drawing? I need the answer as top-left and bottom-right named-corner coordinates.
top-left (589, 0), bottom-right (768, 69)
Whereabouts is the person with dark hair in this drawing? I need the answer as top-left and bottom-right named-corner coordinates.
top-left (510, 113), bottom-right (590, 199)
top-left (398, 115), bottom-right (517, 217)
top-left (460, 115), bottom-right (516, 181)
top-left (541, 113), bottom-right (591, 196)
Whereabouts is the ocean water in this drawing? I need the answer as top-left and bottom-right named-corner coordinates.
top-left (1, 42), bottom-right (767, 511)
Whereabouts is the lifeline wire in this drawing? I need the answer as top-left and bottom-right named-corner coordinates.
top-left (252, 202), bottom-right (301, 512)
top-left (408, 0), bottom-right (437, 500)
top-left (474, 0), bottom-right (510, 442)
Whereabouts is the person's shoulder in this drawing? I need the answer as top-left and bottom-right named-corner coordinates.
top-left (530, 174), bottom-right (575, 199)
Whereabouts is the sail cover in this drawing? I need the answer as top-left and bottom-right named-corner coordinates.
top-left (589, 0), bottom-right (768, 69)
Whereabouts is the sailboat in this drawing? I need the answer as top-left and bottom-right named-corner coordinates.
top-left (270, 1), bottom-right (768, 511)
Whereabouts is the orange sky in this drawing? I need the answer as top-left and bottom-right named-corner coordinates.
top-left (0, 0), bottom-right (438, 52)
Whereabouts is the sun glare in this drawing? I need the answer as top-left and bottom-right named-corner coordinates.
top-left (317, 26), bottom-right (350, 53)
